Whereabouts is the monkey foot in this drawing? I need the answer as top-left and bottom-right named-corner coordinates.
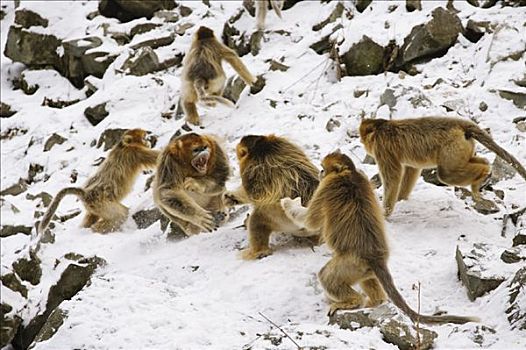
top-left (327, 301), bottom-right (363, 317)
top-left (240, 248), bottom-right (272, 260)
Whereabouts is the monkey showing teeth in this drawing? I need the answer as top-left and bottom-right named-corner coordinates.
top-left (281, 151), bottom-right (478, 324)
top-left (360, 116), bottom-right (526, 216)
top-left (153, 133), bottom-right (230, 235)
top-left (38, 129), bottom-right (159, 234)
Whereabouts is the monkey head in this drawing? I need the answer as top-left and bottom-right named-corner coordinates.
top-left (122, 129), bottom-right (151, 148)
top-left (320, 152), bottom-right (357, 179)
top-left (196, 26), bottom-right (215, 41)
top-left (170, 133), bottom-right (215, 175)
top-left (236, 135), bottom-right (281, 171)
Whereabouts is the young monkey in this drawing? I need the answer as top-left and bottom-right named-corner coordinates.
top-left (180, 26), bottom-right (257, 125)
top-left (38, 129), bottom-right (159, 234)
top-left (281, 152), bottom-right (478, 324)
top-left (360, 117), bottom-right (526, 216)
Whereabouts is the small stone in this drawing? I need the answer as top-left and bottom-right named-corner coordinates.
top-left (0, 225), bottom-right (32, 238)
top-left (479, 101), bottom-right (488, 111)
top-left (516, 121), bottom-right (526, 132)
top-left (506, 266), bottom-right (526, 330)
top-left (500, 247), bottom-right (526, 264)
top-left (326, 118), bottom-right (341, 132)
top-left (355, 0), bottom-right (372, 12)
top-left (12, 251), bottom-right (42, 285)
top-left (222, 76), bottom-right (246, 104)
top-left (268, 59), bottom-right (289, 72)
top-left (499, 90), bottom-right (526, 109)
top-left (121, 47), bottom-right (160, 76)
top-left (363, 155), bottom-right (376, 165)
top-left (132, 208), bottom-right (163, 229)
top-left (179, 5), bottom-right (192, 17)
top-left (0, 102), bottom-right (17, 118)
top-left (129, 23), bottom-right (162, 38)
top-left (43, 133), bottom-right (67, 152)
top-left (0, 178), bottom-right (28, 196)
top-left (84, 102), bottom-right (109, 126)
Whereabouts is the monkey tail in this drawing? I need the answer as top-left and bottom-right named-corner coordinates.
top-left (270, 0), bottom-right (283, 18)
top-left (200, 95), bottom-right (235, 108)
top-left (369, 260), bottom-right (478, 325)
top-left (464, 124), bottom-right (526, 180)
top-left (38, 187), bottom-right (86, 234)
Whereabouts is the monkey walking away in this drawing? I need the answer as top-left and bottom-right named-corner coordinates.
top-left (180, 26), bottom-right (257, 125)
top-left (224, 134), bottom-right (320, 260)
top-left (38, 129), bottom-right (159, 234)
top-left (359, 116), bottom-right (526, 216)
top-left (281, 152), bottom-right (478, 324)
top-left (153, 133), bottom-right (230, 235)
top-left (255, 0), bottom-right (284, 30)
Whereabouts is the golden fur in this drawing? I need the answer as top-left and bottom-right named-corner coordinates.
top-left (255, 0), bottom-right (283, 30)
top-left (153, 133), bottom-right (230, 235)
top-left (281, 152), bottom-right (478, 324)
top-left (360, 116), bottom-right (526, 216)
top-left (38, 129), bottom-right (159, 234)
top-left (181, 26), bottom-right (257, 125)
top-left (225, 134), bottom-right (320, 259)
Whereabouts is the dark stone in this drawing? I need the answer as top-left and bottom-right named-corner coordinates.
top-left (44, 133), bottom-right (67, 152)
top-left (456, 244), bottom-right (506, 301)
top-left (312, 2), bottom-right (344, 31)
top-left (250, 74), bottom-right (266, 94)
top-left (382, 319), bottom-right (437, 350)
top-left (406, 0), bottom-right (422, 11)
top-left (326, 118), bottom-right (341, 132)
top-left (121, 47), bottom-right (160, 76)
top-left (490, 156), bottom-right (517, 184)
top-left (31, 308), bottom-right (67, 345)
top-left (179, 5), bottom-right (193, 17)
top-left (14, 9), bottom-right (48, 28)
top-left (0, 178), bottom-right (28, 196)
top-left (98, 0), bottom-right (176, 22)
top-left (1, 303), bottom-right (22, 349)
top-left (4, 26), bottom-right (62, 69)
top-left (12, 256), bottom-right (106, 350)
top-left (17, 71), bottom-right (39, 94)
top-left (12, 250), bottom-right (42, 285)
top-left (363, 155), bottom-right (376, 165)
top-left (0, 225), bottom-right (32, 238)
top-left (26, 191), bottom-right (53, 207)
top-left (342, 36), bottom-right (385, 76)
top-left (499, 90), bottom-right (526, 109)
top-left (501, 247), bottom-right (526, 264)
top-left (222, 9), bottom-right (252, 57)
top-left (464, 19), bottom-right (490, 43)
top-left (0, 102), bottom-right (16, 118)
top-left (267, 59), bottom-right (289, 72)
top-left (130, 35), bottom-right (175, 50)
top-left (130, 23), bottom-right (162, 38)
top-left (84, 102), bottom-right (109, 126)
top-left (397, 7), bottom-right (462, 67)
top-left (506, 267), bottom-right (526, 330)
top-left (132, 208), bottom-right (163, 229)
top-left (355, 0), bottom-right (372, 12)
top-left (0, 272), bottom-right (28, 297)
top-left (223, 76), bottom-right (246, 104)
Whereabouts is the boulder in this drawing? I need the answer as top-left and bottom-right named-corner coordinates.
top-left (12, 250), bottom-right (42, 285)
top-left (43, 133), bottom-right (67, 152)
top-left (98, 0), bottom-right (176, 22)
top-left (14, 9), bottom-right (48, 28)
top-left (0, 102), bottom-right (17, 118)
top-left (397, 7), bottom-right (462, 67)
top-left (456, 244), bottom-right (506, 300)
top-left (121, 47), bottom-right (160, 76)
top-left (4, 26), bottom-right (62, 69)
top-left (330, 303), bottom-right (437, 350)
top-left (341, 36), bottom-right (385, 76)
top-left (16, 71), bottom-right (39, 94)
top-left (463, 19), bottom-right (491, 43)
top-left (0, 225), bottom-right (32, 238)
top-left (490, 156), bottom-right (518, 183)
top-left (501, 246), bottom-right (526, 264)
top-left (84, 102), bottom-right (109, 126)
top-left (0, 272), bottom-right (28, 297)
top-left (12, 255), bottom-right (106, 349)
top-left (506, 267), bottom-right (526, 330)
top-left (1, 303), bottom-right (22, 349)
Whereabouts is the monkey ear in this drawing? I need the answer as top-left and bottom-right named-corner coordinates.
top-left (123, 135), bottom-right (133, 145)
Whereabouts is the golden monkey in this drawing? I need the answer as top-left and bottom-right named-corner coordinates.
top-left (281, 152), bottom-right (478, 324)
top-left (180, 26), bottom-right (257, 125)
top-left (360, 117), bottom-right (526, 216)
top-left (38, 129), bottom-right (159, 234)
top-left (255, 0), bottom-right (283, 30)
top-left (153, 133), bottom-right (230, 235)
top-left (225, 135), bottom-right (320, 260)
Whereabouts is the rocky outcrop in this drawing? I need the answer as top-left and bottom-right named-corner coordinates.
top-left (330, 303), bottom-right (438, 350)
top-left (98, 0), bottom-right (176, 22)
top-left (456, 244), bottom-right (506, 300)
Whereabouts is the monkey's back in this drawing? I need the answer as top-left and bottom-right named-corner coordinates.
top-left (321, 171), bottom-right (388, 260)
top-left (184, 43), bottom-right (223, 81)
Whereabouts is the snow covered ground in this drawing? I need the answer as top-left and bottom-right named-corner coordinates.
top-left (1, 1), bottom-right (525, 349)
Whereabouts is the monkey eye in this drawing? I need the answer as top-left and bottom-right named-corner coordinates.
top-left (193, 146), bottom-right (207, 154)
top-left (319, 169), bottom-right (325, 179)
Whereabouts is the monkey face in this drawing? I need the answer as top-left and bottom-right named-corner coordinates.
top-left (191, 145), bottom-right (210, 174)
top-left (171, 133), bottom-right (214, 175)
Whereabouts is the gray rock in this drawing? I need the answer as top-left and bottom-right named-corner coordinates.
top-left (12, 255), bottom-right (106, 349)
top-left (4, 26), bottom-right (62, 69)
top-left (355, 0), bottom-right (372, 12)
top-left (31, 308), bottom-right (67, 345)
top-left (380, 88), bottom-right (397, 109)
top-left (130, 23), bottom-right (162, 38)
top-left (0, 225), bottom-right (32, 238)
top-left (490, 156), bottom-right (517, 183)
top-left (326, 118), bottom-right (341, 132)
top-left (0, 102), bottom-right (17, 118)
top-left (517, 121), bottom-right (526, 132)
top-left (84, 102), bottom-right (109, 126)
top-left (312, 2), bottom-right (344, 31)
top-left (222, 76), bottom-right (246, 104)
top-left (499, 90), bottom-right (526, 110)
top-left (14, 9), bottom-right (48, 28)
top-left (43, 133), bottom-right (67, 152)
top-left (178, 5), bottom-right (193, 17)
top-left (12, 250), bottom-right (42, 285)
top-left (0, 178), bottom-right (28, 196)
top-left (456, 244), bottom-right (506, 301)
top-left (130, 35), bottom-right (175, 50)
top-left (342, 35), bottom-right (385, 76)
top-left (222, 9), bottom-right (254, 57)
top-left (473, 198), bottom-right (500, 215)
top-left (15, 71), bottom-right (39, 94)
top-left (121, 47), bottom-right (160, 76)
top-left (501, 246), bottom-right (526, 264)
top-left (467, 0), bottom-right (499, 7)
top-left (330, 304), bottom-right (437, 350)
top-left (28, 163), bottom-right (45, 184)
top-left (154, 9), bottom-right (180, 23)
top-left (26, 192), bottom-right (53, 207)
top-left (479, 101), bottom-right (488, 111)
top-left (132, 207), bottom-right (163, 229)
top-left (464, 19), bottom-right (490, 43)
top-left (0, 272), bottom-right (28, 297)
top-left (405, 0), bottom-right (422, 11)
top-left (97, 128), bottom-right (127, 151)
top-left (397, 7), bottom-right (462, 66)
top-left (1, 303), bottom-right (22, 349)
top-left (506, 266), bottom-right (526, 330)
top-left (98, 0), bottom-right (176, 22)
top-left (267, 59), bottom-right (289, 72)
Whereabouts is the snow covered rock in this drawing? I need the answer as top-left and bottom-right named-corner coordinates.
top-left (0, 102), bottom-right (17, 118)
top-left (12, 250), bottom-right (42, 286)
top-left (456, 243), bottom-right (507, 300)
top-left (98, 0), bottom-right (176, 23)
top-left (14, 9), bottom-right (48, 29)
top-left (506, 266), bottom-right (526, 330)
top-left (121, 46), bottom-right (160, 76)
top-left (222, 9), bottom-right (262, 57)
top-left (43, 133), bottom-right (67, 152)
top-left (4, 26), bottom-right (61, 69)
top-left (341, 35), bottom-right (384, 76)
top-left (0, 225), bottom-right (32, 238)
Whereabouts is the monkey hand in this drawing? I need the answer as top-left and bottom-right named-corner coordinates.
top-left (280, 197), bottom-right (307, 227)
top-left (223, 191), bottom-right (241, 207)
top-left (194, 210), bottom-right (218, 232)
top-left (184, 178), bottom-right (206, 193)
